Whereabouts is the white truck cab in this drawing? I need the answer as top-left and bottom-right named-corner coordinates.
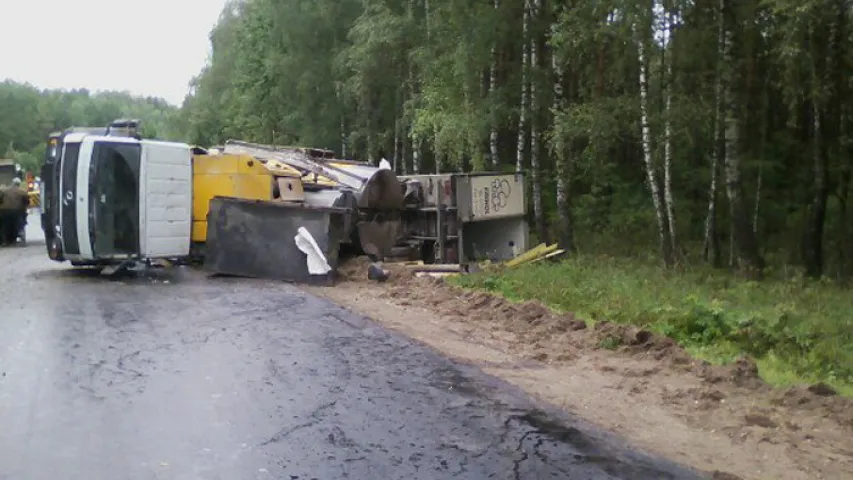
top-left (51, 133), bottom-right (192, 266)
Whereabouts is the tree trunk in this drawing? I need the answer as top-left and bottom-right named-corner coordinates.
top-left (802, 86), bottom-right (828, 278)
top-left (393, 117), bottom-right (401, 173)
top-left (336, 83), bottom-right (347, 158)
top-left (412, 133), bottom-right (421, 173)
top-left (529, 0), bottom-right (547, 243)
top-left (340, 114), bottom-right (347, 158)
top-left (489, 0), bottom-right (500, 169)
top-left (753, 71), bottom-right (770, 238)
top-left (662, 6), bottom-right (677, 256)
top-left (367, 131), bottom-right (375, 164)
top-left (552, 3), bottom-right (573, 252)
top-left (407, 0), bottom-right (420, 174)
top-left (832, 0), bottom-right (849, 278)
top-left (753, 163), bottom-right (762, 235)
top-left (839, 146), bottom-right (851, 278)
top-left (720, 0), bottom-right (764, 279)
top-left (401, 127), bottom-right (409, 175)
top-left (802, 23), bottom-right (829, 279)
top-left (703, 0), bottom-right (724, 267)
top-left (424, 0), bottom-right (431, 39)
top-left (636, 19), bottom-right (672, 267)
top-left (515, 1), bottom-right (530, 173)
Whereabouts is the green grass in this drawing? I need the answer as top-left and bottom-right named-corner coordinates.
top-left (450, 254), bottom-right (853, 396)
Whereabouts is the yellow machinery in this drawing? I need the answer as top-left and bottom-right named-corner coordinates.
top-left (191, 153), bottom-right (279, 243)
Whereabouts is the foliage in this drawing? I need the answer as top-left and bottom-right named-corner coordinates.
top-left (451, 256), bottom-right (853, 393)
top-left (0, 80), bottom-right (179, 173)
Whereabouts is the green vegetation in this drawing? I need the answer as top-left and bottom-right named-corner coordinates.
top-left (451, 256), bottom-right (853, 395)
top-left (0, 80), bottom-right (180, 173)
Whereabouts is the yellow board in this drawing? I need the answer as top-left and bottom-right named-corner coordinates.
top-left (191, 154), bottom-right (274, 243)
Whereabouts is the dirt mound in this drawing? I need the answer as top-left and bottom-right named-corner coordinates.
top-left (336, 256), bottom-right (718, 369)
top-left (695, 357), bottom-right (764, 389)
top-left (336, 255), bottom-right (373, 281)
top-left (772, 385), bottom-right (853, 428)
top-left (592, 321), bottom-right (693, 365)
top-left (336, 256), bottom-right (418, 285)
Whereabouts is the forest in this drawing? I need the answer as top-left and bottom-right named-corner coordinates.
top-left (0, 80), bottom-right (180, 172)
top-left (180, 0), bottom-right (853, 282)
top-left (1, 0), bottom-right (851, 389)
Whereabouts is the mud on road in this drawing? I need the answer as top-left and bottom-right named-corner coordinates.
top-left (0, 221), bottom-right (702, 479)
top-left (306, 257), bottom-right (853, 480)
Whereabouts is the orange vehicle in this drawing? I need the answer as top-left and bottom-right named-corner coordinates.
top-left (24, 171), bottom-right (40, 210)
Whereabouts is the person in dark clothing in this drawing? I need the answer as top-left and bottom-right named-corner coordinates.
top-left (0, 180), bottom-right (29, 245)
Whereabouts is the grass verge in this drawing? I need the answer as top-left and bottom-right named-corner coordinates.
top-left (449, 254), bottom-right (853, 396)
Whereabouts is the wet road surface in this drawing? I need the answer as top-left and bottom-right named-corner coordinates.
top-left (0, 217), bottom-right (704, 479)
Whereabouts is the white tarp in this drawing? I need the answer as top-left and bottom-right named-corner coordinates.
top-left (294, 227), bottom-right (332, 275)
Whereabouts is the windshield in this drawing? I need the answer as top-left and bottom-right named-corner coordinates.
top-left (89, 141), bottom-right (142, 256)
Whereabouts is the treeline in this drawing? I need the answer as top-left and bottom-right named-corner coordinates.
top-left (0, 80), bottom-right (180, 172)
top-left (184, 1), bottom-right (853, 281)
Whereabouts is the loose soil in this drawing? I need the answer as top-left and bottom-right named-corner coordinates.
top-left (303, 257), bottom-right (853, 480)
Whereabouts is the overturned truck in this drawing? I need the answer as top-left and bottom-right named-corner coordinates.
top-left (40, 121), bottom-right (528, 283)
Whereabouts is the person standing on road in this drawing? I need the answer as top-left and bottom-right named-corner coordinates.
top-left (0, 178), bottom-right (29, 245)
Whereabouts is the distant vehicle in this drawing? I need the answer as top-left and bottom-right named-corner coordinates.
top-left (0, 159), bottom-right (19, 186)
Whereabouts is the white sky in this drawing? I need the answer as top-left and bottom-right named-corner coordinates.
top-left (0, 0), bottom-right (229, 106)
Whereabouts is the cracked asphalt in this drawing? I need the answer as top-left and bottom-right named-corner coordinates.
top-left (0, 216), bottom-right (704, 480)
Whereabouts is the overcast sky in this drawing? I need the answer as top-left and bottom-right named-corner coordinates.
top-left (0, 0), bottom-right (229, 106)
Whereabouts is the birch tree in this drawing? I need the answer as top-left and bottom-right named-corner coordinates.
top-left (529, 0), bottom-right (547, 243)
top-left (516, 1), bottom-right (530, 173)
top-left (636, 5), bottom-right (673, 267)
top-left (720, 0), bottom-right (764, 278)
top-left (488, 0), bottom-right (500, 168)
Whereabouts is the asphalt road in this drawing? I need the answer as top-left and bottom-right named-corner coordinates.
top-left (0, 215), bottom-right (704, 480)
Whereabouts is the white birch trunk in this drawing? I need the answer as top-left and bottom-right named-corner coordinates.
top-left (341, 116), bottom-right (347, 158)
top-left (722, 0), bottom-right (739, 268)
top-left (393, 117), bottom-right (401, 173)
top-left (412, 133), bottom-right (420, 173)
top-left (552, 13), bottom-right (572, 250)
top-left (528, 0), bottom-right (544, 240)
top-left (720, 0), bottom-right (763, 276)
top-left (424, 0), bottom-right (431, 42)
top-left (662, 7), bottom-right (677, 253)
top-left (407, 0), bottom-right (420, 173)
top-left (489, 0), bottom-right (500, 169)
top-left (336, 83), bottom-right (347, 158)
top-left (636, 22), bottom-right (669, 265)
top-left (515, 1), bottom-right (530, 173)
top-left (401, 127), bottom-right (408, 175)
top-left (703, 0), bottom-right (724, 266)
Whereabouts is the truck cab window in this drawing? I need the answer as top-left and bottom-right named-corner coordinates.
top-left (89, 142), bottom-right (141, 256)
